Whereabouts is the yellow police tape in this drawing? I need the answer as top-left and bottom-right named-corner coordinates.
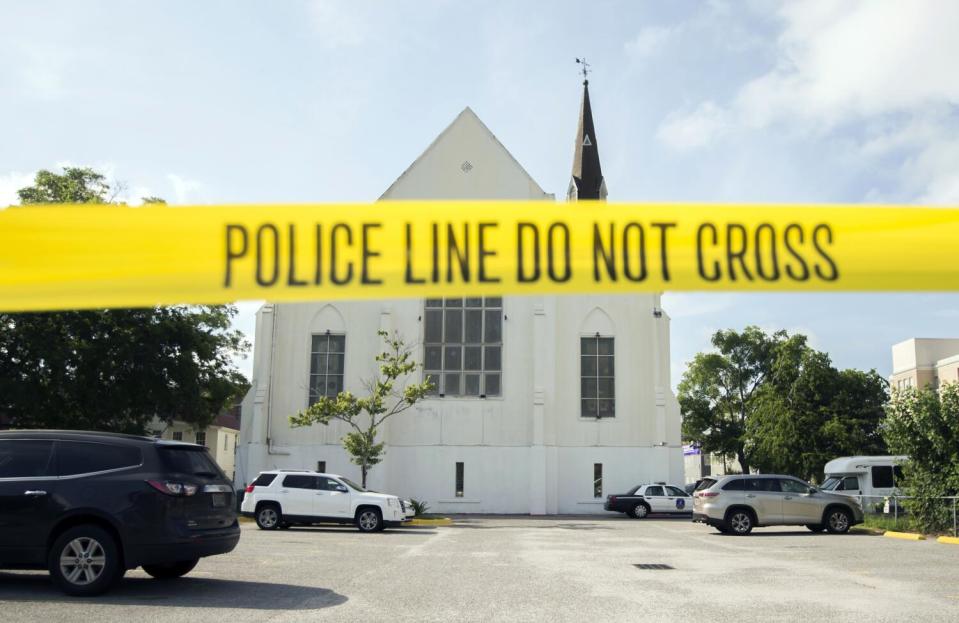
top-left (1, 201), bottom-right (958, 311)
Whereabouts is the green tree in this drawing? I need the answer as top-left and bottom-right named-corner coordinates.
top-left (749, 349), bottom-right (888, 481)
top-left (679, 326), bottom-right (804, 473)
top-left (0, 167), bottom-right (250, 434)
top-left (884, 384), bottom-right (959, 533)
top-left (16, 167), bottom-right (112, 204)
top-left (289, 331), bottom-right (432, 487)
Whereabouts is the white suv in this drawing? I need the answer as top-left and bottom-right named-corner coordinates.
top-left (240, 470), bottom-right (409, 532)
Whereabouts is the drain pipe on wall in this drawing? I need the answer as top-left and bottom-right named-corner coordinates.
top-left (266, 303), bottom-right (289, 456)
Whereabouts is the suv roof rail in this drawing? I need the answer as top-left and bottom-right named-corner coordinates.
top-left (0, 429), bottom-right (155, 442)
top-left (276, 469), bottom-right (312, 473)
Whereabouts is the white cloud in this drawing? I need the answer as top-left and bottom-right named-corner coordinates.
top-left (657, 101), bottom-right (730, 151)
top-left (624, 25), bottom-right (679, 60)
top-left (667, 1), bottom-right (959, 135)
top-left (736, 1), bottom-right (959, 126)
top-left (167, 174), bottom-right (203, 204)
top-left (656, 1), bottom-right (959, 204)
top-left (904, 128), bottom-right (959, 205)
top-left (122, 186), bottom-right (156, 206)
top-left (0, 171), bottom-right (36, 207)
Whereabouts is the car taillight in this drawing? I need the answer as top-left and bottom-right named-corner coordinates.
top-left (609, 496), bottom-right (617, 503)
top-left (245, 484), bottom-right (255, 494)
top-left (700, 491), bottom-right (720, 498)
top-left (147, 480), bottom-right (199, 496)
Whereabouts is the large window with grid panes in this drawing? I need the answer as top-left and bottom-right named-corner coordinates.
top-left (309, 333), bottom-right (345, 405)
top-left (424, 297), bottom-right (502, 397)
top-left (581, 336), bottom-right (614, 418)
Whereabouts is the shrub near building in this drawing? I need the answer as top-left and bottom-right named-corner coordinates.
top-left (884, 383), bottom-right (959, 534)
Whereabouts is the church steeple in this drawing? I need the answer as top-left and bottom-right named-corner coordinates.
top-left (568, 70), bottom-right (607, 201)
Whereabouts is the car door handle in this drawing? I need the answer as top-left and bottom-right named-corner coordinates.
top-left (746, 494), bottom-right (756, 498)
top-left (784, 496), bottom-right (794, 500)
top-left (24, 490), bottom-right (47, 497)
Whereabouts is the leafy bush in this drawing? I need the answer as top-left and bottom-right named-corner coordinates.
top-left (884, 384), bottom-right (959, 534)
top-left (409, 499), bottom-right (430, 517)
top-left (899, 468), bottom-right (954, 534)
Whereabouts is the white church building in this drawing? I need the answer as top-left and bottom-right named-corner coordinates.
top-left (236, 80), bottom-right (683, 514)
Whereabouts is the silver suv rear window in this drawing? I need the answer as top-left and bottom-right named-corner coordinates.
top-left (694, 478), bottom-right (716, 492)
top-left (722, 479), bottom-right (746, 491)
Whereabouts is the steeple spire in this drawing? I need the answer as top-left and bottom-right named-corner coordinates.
top-left (568, 61), bottom-right (606, 201)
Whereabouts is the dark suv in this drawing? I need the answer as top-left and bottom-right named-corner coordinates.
top-left (0, 430), bottom-right (240, 595)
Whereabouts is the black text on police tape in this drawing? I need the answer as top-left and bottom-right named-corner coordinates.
top-left (222, 220), bottom-right (837, 288)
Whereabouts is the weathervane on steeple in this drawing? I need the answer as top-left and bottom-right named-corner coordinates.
top-left (575, 57), bottom-right (591, 84)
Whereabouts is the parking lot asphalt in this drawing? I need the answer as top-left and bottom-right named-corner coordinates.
top-left (2, 516), bottom-right (958, 622)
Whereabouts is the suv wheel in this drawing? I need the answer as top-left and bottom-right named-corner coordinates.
top-left (356, 508), bottom-right (382, 532)
top-left (727, 510), bottom-right (754, 535)
top-left (256, 504), bottom-right (281, 530)
top-left (48, 525), bottom-right (123, 596)
top-left (630, 503), bottom-right (650, 519)
top-left (825, 508), bottom-right (851, 534)
top-left (142, 559), bottom-right (199, 580)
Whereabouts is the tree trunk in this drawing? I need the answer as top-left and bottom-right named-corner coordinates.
top-left (737, 448), bottom-right (750, 474)
top-left (361, 463), bottom-right (368, 488)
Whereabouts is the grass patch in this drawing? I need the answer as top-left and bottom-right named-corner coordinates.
top-left (861, 514), bottom-right (912, 533)
top-left (856, 514), bottom-right (957, 538)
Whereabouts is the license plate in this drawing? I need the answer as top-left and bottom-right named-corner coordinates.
top-left (211, 493), bottom-right (226, 507)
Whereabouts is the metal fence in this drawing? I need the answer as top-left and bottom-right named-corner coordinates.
top-left (843, 494), bottom-right (958, 537)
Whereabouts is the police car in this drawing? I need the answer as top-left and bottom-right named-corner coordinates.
top-left (604, 483), bottom-right (693, 518)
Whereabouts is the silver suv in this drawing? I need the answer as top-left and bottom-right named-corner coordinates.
top-left (692, 474), bottom-right (864, 535)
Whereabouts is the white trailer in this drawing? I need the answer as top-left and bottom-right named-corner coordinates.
top-left (821, 455), bottom-right (908, 512)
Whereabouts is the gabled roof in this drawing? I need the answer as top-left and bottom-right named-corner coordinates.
top-left (214, 411), bottom-right (241, 431)
top-left (379, 107), bottom-right (552, 200)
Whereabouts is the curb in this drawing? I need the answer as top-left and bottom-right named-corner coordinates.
top-left (408, 517), bottom-right (453, 526)
top-left (937, 536), bottom-right (959, 545)
top-left (884, 531), bottom-right (925, 541)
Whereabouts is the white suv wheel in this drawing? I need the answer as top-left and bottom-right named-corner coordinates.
top-left (357, 510), bottom-right (381, 532)
top-left (257, 507), bottom-right (279, 530)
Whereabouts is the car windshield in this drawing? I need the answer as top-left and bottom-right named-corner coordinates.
top-left (339, 477), bottom-right (367, 492)
top-left (820, 477), bottom-right (841, 491)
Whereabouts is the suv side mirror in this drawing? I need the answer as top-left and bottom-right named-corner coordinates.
top-left (335, 485), bottom-right (348, 493)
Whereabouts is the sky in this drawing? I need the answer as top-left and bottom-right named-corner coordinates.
top-left (2, 0), bottom-right (958, 387)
